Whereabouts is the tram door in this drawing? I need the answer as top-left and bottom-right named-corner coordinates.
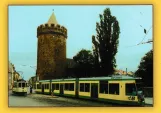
top-left (42, 84), bottom-right (44, 94)
top-left (60, 84), bottom-right (64, 95)
top-left (91, 83), bottom-right (98, 99)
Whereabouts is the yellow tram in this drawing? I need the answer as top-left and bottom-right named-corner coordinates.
top-left (35, 75), bottom-right (145, 106)
top-left (12, 79), bottom-right (28, 96)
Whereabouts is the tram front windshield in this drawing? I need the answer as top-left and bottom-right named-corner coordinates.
top-left (126, 83), bottom-right (137, 96)
top-left (19, 83), bottom-right (21, 87)
top-left (18, 82), bottom-right (26, 87)
top-left (22, 83), bottom-right (25, 87)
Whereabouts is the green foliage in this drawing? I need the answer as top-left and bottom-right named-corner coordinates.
top-left (92, 8), bottom-right (120, 75)
top-left (72, 49), bottom-right (95, 77)
top-left (135, 50), bottom-right (153, 87)
top-left (73, 49), bottom-right (94, 68)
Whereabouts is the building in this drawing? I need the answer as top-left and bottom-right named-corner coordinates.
top-left (36, 12), bottom-right (67, 80)
top-left (14, 72), bottom-right (22, 80)
top-left (8, 61), bottom-right (22, 90)
top-left (8, 61), bottom-right (14, 90)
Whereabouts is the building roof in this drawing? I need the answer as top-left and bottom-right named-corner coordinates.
top-left (47, 12), bottom-right (58, 25)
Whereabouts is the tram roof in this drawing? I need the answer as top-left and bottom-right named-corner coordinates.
top-left (78, 75), bottom-right (141, 81)
top-left (38, 75), bottom-right (141, 82)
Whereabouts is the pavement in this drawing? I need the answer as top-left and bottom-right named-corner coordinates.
top-left (145, 97), bottom-right (153, 105)
top-left (29, 93), bottom-right (153, 107)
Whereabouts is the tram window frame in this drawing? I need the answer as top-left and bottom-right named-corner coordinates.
top-left (85, 83), bottom-right (90, 92)
top-left (99, 81), bottom-right (108, 94)
top-left (18, 83), bottom-right (21, 87)
top-left (126, 83), bottom-right (137, 96)
top-left (56, 83), bottom-right (59, 90)
top-left (109, 83), bottom-right (119, 95)
top-left (80, 83), bottom-right (84, 92)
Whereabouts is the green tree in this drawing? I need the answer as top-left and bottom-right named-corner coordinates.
top-left (73, 49), bottom-right (94, 68)
top-left (135, 50), bottom-right (153, 87)
top-left (92, 8), bottom-right (120, 75)
top-left (73, 49), bottom-right (95, 77)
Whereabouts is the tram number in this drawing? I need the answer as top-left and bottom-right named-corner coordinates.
top-left (128, 96), bottom-right (135, 100)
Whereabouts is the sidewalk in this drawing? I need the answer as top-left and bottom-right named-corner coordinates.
top-left (145, 97), bottom-right (153, 105)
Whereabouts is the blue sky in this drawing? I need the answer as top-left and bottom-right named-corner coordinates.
top-left (9, 5), bottom-right (152, 80)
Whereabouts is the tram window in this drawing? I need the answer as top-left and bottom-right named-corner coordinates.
top-left (126, 83), bottom-right (137, 96)
top-left (18, 83), bottom-right (21, 87)
top-left (56, 84), bottom-right (59, 90)
top-left (40, 84), bottom-right (42, 89)
top-left (100, 81), bottom-right (108, 94)
top-left (46, 84), bottom-right (49, 89)
top-left (109, 83), bottom-right (119, 95)
top-left (52, 84), bottom-right (55, 91)
top-left (37, 84), bottom-right (41, 89)
top-left (22, 83), bottom-right (25, 87)
top-left (65, 83), bottom-right (69, 90)
top-left (85, 83), bottom-right (90, 92)
top-left (69, 83), bottom-right (74, 91)
top-left (80, 83), bottom-right (84, 92)
top-left (45, 84), bottom-right (48, 89)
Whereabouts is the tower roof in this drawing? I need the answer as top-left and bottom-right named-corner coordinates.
top-left (47, 12), bottom-right (58, 25)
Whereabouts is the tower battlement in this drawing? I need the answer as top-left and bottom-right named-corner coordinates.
top-left (37, 23), bottom-right (67, 38)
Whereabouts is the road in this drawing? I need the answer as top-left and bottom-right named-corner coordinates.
top-left (9, 91), bottom-right (53, 107)
top-left (9, 90), bottom-right (112, 107)
top-left (8, 91), bottom-right (153, 107)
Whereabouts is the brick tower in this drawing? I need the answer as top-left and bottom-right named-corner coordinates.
top-left (36, 12), bottom-right (67, 80)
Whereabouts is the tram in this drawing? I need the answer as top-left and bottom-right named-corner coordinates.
top-left (12, 79), bottom-right (28, 96)
top-left (34, 75), bottom-right (145, 106)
